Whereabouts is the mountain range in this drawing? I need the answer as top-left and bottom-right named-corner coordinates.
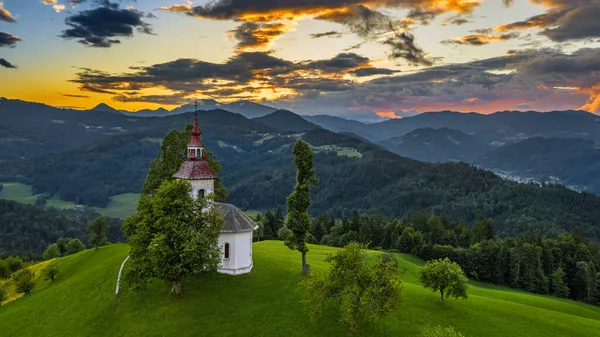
top-left (3, 97), bottom-right (600, 241)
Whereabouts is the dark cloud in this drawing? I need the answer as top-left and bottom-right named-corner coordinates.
top-left (0, 3), bottom-right (16, 23)
top-left (0, 58), bottom-right (16, 68)
top-left (309, 31), bottom-right (342, 39)
top-left (62, 94), bottom-right (90, 98)
top-left (407, 8), bottom-right (442, 25)
top-left (540, 5), bottom-right (600, 41)
top-left (442, 32), bottom-right (520, 46)
top-left (229, 22), bottom-right (290, 51)
top-left (316, 5), bottom-right (400, 40)
top-left (351, 67), bottom-right (398, 77)
top-left (496, 10), bottom-right (568, 32)
top-left (383, 31), bottom-right (433, 66)
top-left (60, 1), bottom-right (154, 48)
top-left (447, 17), bottom-right (470, 26)
top-left (0, 32), bottom-right (21, 48)
top-left (344, 42), bottom-right (365, 51)
top-left (304, 53), bottom-right (369, 71)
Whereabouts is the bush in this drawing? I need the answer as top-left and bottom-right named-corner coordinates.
top-left (43, 263), bottom-right (59, 282)
top-left (0, 284), bottom-right (6, 306)
top-left (13, 269), bottom-right (35, 295)
top-left (43, 244), bottom-right (61, 260)
top-left (5, 256), bottom-right (24, 273)
top-left (65, 239), bottom-right (85, 255)
top-left (0, 260), bottom-right (10, 279)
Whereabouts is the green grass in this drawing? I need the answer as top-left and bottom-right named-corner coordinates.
top-left (1, 242), bottom-right (599, 336)
top-left (314, 145), bottom-right (362, 158)
top-left (0, 182), bottom-right (139, 219)
top-left (254, 134), bottom-right (274, 145)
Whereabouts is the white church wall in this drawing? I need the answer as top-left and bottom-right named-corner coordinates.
top-left (218, 231), bottom-right (253, 275)
top-left (190, 179), bottom-right (214, 199)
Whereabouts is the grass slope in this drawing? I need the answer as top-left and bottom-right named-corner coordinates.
top-left (1, 242), bottom-right (599, 336)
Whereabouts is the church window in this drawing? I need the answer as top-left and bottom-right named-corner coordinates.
top-left (224, 243), bottom-right (230, 259)
top-left (190, 149), bottom-right (196, 158)
top-left (197, 148), bottom-right (202, 158)
top-left (198, 189), bottom-right (205, 198)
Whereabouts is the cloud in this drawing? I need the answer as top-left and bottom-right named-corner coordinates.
top-left (383, 31), bottom-right (433, 66)
top-left (0, 31), bottom-right (21, 48)
top-left (229, 22), bottom-right (292, 51)
top-left (442, 32), bottom-right (520, 46)
top-left (540, 5), bottom-right (600, 41)
top-left (0, 58), bottom-right (16, 68)
top-left (0, 1), bottom-right (16, 23)
top-left (62, 93), bottom-right (90, 98)
top-left (41, 0), bottom-right (66, 12)
top-left (309, 31), bottom-right (342, 39)
top-left (351, 67), bottom-right (398, 77)
top-left (60, 1), bottom-right (154, 48)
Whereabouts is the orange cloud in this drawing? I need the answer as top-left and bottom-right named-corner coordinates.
top-left (578, 84), bottom-right (600, 113)
top-left (374, 110), bottom-right (401, 119)
top-left (443, 33), bottom-right (520, 45)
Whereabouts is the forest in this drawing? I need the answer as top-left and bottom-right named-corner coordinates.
top-left (258, 209), bottom-right (600, 304)
top-left (0, 200), bottom-right (123, 259)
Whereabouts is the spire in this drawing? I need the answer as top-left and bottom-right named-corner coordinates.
top-left (187, 103), bottom-right (204, 159)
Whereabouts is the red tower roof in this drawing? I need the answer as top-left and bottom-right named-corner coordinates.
top-left (188, 116), bottom-right (204, 147)
top-left (174, 114), bottom-right (217, 180)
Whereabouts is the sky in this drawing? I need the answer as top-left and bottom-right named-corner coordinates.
top-left (1, 0), bottom-right (600, 121)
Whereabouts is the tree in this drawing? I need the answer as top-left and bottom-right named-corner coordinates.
top-left (42, 244), bottom-right (61, 260)
top-left (420, 258), bottom-right (468, 302)
top-left (88, 216), bottom-right (109, 249)
top-left (472, 217), bottom-right (495, 244)
top-left (575, 261), bottom-right (598, 302)
top-left (549, 266), bottom-right (569, 298)
top-left (123, 179), bottom-right (223, 295)
top-left (141, 125), bottom-right (227, 201)
top-left (0, 260), bottom-right (10, 279)
top-left (0, 284), bottom-right (6, 306)
top-left (43, 263), bottom-right (59, 282)
top-left (301, 243), bottom-right (402, 332)
top-left (5, 256), bottom-right (24, 273)
top-left (13, 269), bottom-right (35, 295)
top-left (65, 239), bottom-right (85, 255)
top-left (284, 140), bottom-right (317, 274)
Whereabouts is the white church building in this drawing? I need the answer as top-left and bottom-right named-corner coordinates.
top-left (173, 115), bottom-right (257, 275)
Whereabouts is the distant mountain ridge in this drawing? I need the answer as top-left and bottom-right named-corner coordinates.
top-left (253, 110), bottom-right (320, 132)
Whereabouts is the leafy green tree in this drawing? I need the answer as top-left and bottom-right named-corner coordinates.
top-left (88, 216), bottom-right (109, 249)
top-left (5, 256), bottom-right (24, 273)
top-left (472, 217), bottom-right (495, 244)
top-left (549, 266), bottom-right (569, 298)
top-left (301, 243), bottom-right (402, 332)
top-left (123, 179), bottom-right (223, 295)
top-left (43, 263), bottom-right (59, 282)
top-left (0, 260), bottom-right (10, 279)
top-left (575, 261), bottom-right (598, 302)
top-left (420, 258), bottom-right (468, 302)
top-left (65, 239), bottom-right (85, 255)
top-left (0, 284), bottom-right (6, 306)
top-left (13, 269), bottom-right (35, 295)
top-left (141, 125), bottom-right (227, 201)
top-left (284, 140), bottom-right (317, 274)
top-left (42, 244), bottom-right (61, 260)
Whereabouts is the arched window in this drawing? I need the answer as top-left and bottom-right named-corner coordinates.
top-left (197, 148), bottom-right (202, 158)
top-left (198, 189), bottom-right (205, 198)
top-left (190, 149), bottom-right (196, 158)
top-left (224, 243), bottom-right (230, 259)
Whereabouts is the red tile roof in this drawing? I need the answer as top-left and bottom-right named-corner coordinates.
top-left (173, 160), bottom-right (217, 180)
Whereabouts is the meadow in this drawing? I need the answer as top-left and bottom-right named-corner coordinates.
top-left (1, 241), bottom-right (599, 336)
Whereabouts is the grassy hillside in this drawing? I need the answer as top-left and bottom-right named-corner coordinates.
top-left (1, 242), bottom-right (599, 336)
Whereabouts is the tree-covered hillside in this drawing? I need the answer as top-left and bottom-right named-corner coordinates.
top-left (0, 200), bottom-right (123, 258)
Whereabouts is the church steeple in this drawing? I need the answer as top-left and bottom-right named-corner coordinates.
top-left (187, 101), bottom-right (205, 160)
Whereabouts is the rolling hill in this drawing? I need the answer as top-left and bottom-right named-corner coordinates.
top-left (1, 242), bottom-right (599, 336)
top-left (379, 128), bottom-right (491, 163)
top-left (253, 110), bottom-right (320, 132)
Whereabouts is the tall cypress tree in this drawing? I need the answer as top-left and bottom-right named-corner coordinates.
top-left (284, 140), bottom-right (317, 274)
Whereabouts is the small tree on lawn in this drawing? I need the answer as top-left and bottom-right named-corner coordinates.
top-left (43, 263), bottom-right (59, 282)
top-left (88, 216), bottom-right (109, 249)
top-left (0, 285), bottom-right (7, 306)
top-left (65, 239), bottom-right (85, 255)
top-left (123, 179), bottom-right (223, 295)
top-left (285, 140), bottom-right (317, 274)
top-left (42, 244), bottom-right (61, 260)
top-left (13, 269), bottom-right (35, 295)
top-left (301, 243), bottom-right (402, 332)
top-left (420, 258), bottom-right (468, 302)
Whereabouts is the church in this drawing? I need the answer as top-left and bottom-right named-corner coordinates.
top-left (173, 114), bottom-right (257, 275)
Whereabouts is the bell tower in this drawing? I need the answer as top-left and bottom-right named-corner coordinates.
top-left (173, 100), bottom-right (217, 199)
